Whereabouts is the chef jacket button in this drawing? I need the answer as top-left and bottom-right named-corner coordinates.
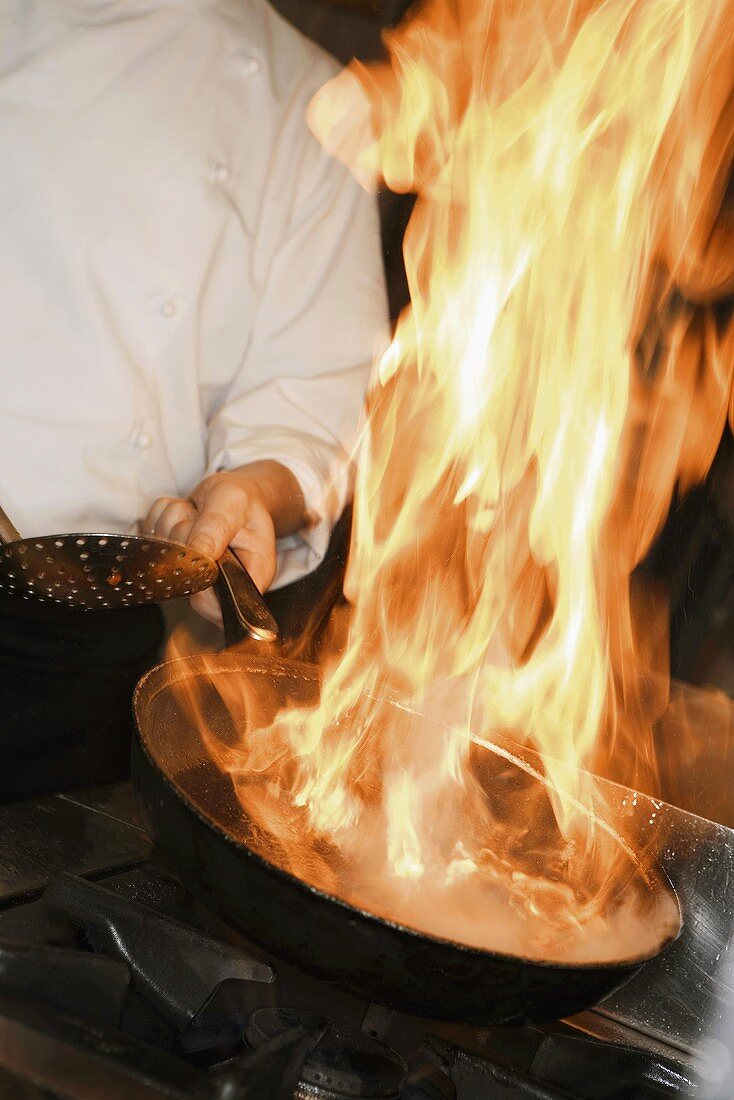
top-left (133, 430), bottom-right (153, 450)
top-left (210, 162), bottom-right (231, 184)
top-left (161, 299), bottom-right (177, 319)
top-left (237, 52), bottom-right (260, 76)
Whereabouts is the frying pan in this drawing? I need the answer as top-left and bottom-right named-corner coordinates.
top-left (132, 651), bottom-right (682, 1026)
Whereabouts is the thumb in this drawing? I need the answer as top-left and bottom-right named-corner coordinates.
top-left (187, 509), bottom-right (235, 560)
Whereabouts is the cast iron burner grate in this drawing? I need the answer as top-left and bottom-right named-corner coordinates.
top-left (246, 1008), bottom-right (407, 1099)
top-left (0, 801), bottom-right (709, 1100)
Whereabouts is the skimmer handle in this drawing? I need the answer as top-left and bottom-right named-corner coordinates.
top-left (0, 505), bottom-right (22, 545)
top-left (215, 549), bottom-right (279, 645)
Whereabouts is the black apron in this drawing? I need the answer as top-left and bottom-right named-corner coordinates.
top-left (0, 593), bottom-right (165, 802)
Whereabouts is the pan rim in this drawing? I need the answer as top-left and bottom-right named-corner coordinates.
top-left (133, 655), bottom-right (683, 974)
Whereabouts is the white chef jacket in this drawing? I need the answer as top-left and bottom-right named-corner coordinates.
top-left (0, 0), bottom-right (388, 588)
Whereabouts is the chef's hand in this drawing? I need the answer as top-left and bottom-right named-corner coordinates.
top-left (144, 461), bottom-right (306, 624)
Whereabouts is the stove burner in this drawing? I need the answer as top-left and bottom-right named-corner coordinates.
top-left (246, 1008), bottom-right (407, 1100)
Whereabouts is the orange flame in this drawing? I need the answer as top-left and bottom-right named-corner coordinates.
top-left (216, 0), bottom-right (733, 960)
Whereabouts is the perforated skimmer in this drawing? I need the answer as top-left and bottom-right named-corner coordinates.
top-left (0, 530), bottom-right (218, 610)
top-left (0, 504), bottom-right (279, 642)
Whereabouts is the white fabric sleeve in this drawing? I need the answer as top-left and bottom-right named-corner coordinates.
top-left (206, 73), bottom-right (390, 589)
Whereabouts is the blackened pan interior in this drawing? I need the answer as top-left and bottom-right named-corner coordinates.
top-left (132, 652), bottom-right (681, 1026)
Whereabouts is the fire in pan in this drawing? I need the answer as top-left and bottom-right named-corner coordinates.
top-left (132, 652), bottom-right (681, 1027)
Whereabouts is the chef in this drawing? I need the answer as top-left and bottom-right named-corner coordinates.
top-left (0, 0), bottom-right (388, 801)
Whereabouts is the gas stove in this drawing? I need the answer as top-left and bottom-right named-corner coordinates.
top-left (0, 781), bottom-right (731, 1099)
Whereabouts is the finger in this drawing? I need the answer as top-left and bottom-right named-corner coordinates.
top-left (187, 477), bottom-right (252, 558)
top-left (143, 496), bottom-right (179, 536)
top-left (158, 499), bottom-right (197, 541)
top-left (169, 517), bottom-right (196, 547)
top-left (186, 510), bottom-right (235, 561)
top-left (145, 497), bottom-right (196, 539)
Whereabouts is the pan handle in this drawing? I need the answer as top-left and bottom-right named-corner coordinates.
top-left (0, 505), bottom-right (22, 546)
top-left (214, 549), bottom-right (279, 646)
